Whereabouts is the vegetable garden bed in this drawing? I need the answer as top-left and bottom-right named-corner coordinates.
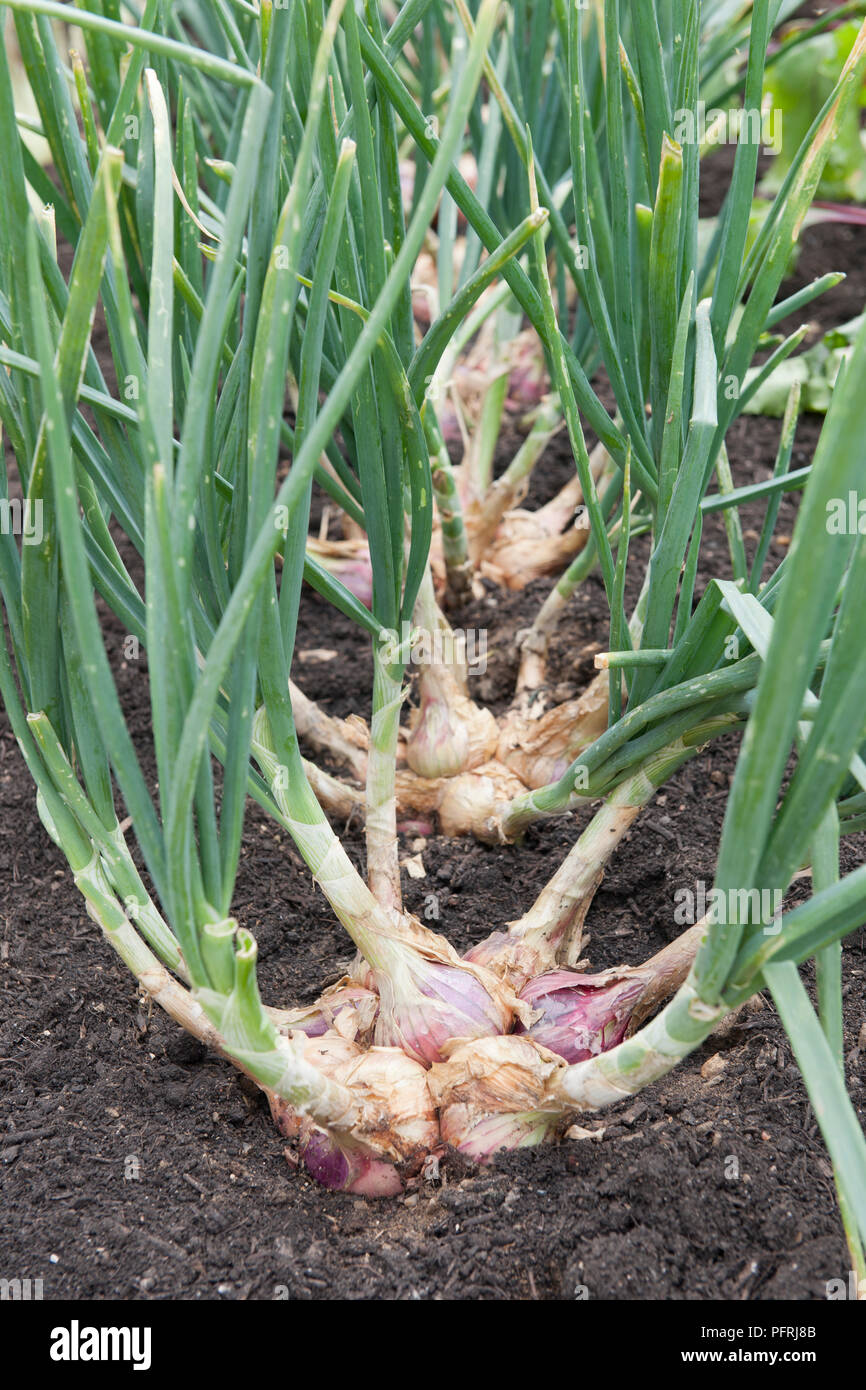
top-left (2, 206), bottom-right (864, 1300)
top-left (2, 0), bottom-right (866, 1305)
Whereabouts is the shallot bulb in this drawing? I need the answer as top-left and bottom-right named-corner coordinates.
top-left (405, 693), bottom-right (471, 779)
top-left (516, 969), bottom-right (646, 1063)
top-left (429, 1034), bottom-right (565, 1161)
top-left (282, 982), bottom-right (378, 1044)
top-left (405, 666), bottom-right (497, 780)
top-left (270, 1035), bottom-right (438, 1195)
top-left (374, 949), bottom-right (518, 1067)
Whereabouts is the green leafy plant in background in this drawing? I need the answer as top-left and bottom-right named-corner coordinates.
top-left (0, 3), bottom-right (863, 1278)
top-left (761, 16), bottom-right (866, 200)
top-left (294, 0), bottom-right (866, 828)
top-left (742, 313), bottom-right (863, 415)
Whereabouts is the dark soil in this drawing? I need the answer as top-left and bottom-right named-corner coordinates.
top-left (2, 83), bottom-right (866, 1301)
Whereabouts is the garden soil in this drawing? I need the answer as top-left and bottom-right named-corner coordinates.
top-left (1, 111), bottom-right (865, 1301)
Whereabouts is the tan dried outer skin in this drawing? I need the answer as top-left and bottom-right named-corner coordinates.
top-left (271, 1031), bottom-right (438, 1163)
top-left (498, 682), bottom-right (609, 789)
top-left (429, 1034), bottom-right (570, 1150)
top-left (280, 978), bottom-right (379, 1044)
top-left (405, 666), bottom-right (499, 778)
top-left (305, 535), bottom-right (371, 570)
top-left (533, 471), bottom-right (585, 535)
top-left (478, 510), bottom-right (590, 591)
top-left (435, 759), bottom-right (526, 840)
top-left (394, 767), bottom-right (450, 815)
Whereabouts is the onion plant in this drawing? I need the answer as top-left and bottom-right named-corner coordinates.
top-left (290, 0), bottom-right (866, 839)
top-left (0, 2), bottom-right (864, 1269)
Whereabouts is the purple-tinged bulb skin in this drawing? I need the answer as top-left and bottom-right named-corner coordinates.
top-left (284, 985), bottom-right (378, 1043)
top-left (375, 959), bottom-right (513, 1067)
top-left (396, 817), bottom-right (436, 838)
top-left (271, 1034), bottom-right (439, 1196)
top-left (292, 1016), bottom-right (328, 1039)
top-left (310, 552), bottom-right (373, 609)
top-left (437, 402), bottom-right (462, 450)
top-left (463, 932), bottom-right (511, 971)
top-left (300, 1130), bottom-right (404, 1197)
top-left (428, 1035), bottom-right (565, 1161)
top-left (507, 361), bottom-right (546, 414)
top-left (516, 969), bottom-right (645, 1064)
top-left (406, 697), bottom-right (470, 779)
top-left (440, 1107), bottom-right (557, 1161)
top-left (301, 1130), bottom-right (350, 1188)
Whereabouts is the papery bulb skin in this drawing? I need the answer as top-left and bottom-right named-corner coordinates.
top-left (463, 931), bottom-right (512, 972)
top-left (506, 332), bottom-right (548, 415)
top-left (436, 760), bottom-right (524, 841)
top-left (405, 666), bottom-right (498, 782)
top-left (479, 511), bottom-right (591, 592)
top-left (498, 692), bottom-right (608, 789)
top-left (516, 969), bottom-right (646, 1064)
top-left (346, 952), bottom-right (377, 992)
top-left (463, 931), bottom-right (550, 987)
top-left (282, 981), bottom-right (379, 1043)
top-left (334, 560), bottom-right (373, 609)
top-left (429, 1034), bottom-right (566, 1161)
top-left (305, 539), bottom-right (374, 608)
top-left (374, 954), bottom-right (517, 1067)
top-left (268, 1035), bottom-right (439, 1196)
top-left (299, 1129), bottom-right (406, 1197)
top-left (439, 1108), bottom-right (558, 1162)
top-left (299, 1034), bottom-right (438, 1157)
top-left (406, 697), bottom-right (470, 779)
